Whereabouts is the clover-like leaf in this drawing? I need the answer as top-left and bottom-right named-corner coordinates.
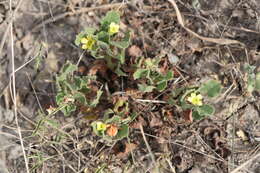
top-left (105, 115), bottom-right (121, 124)
top-left (110, 31), bottom-right (131, 49)
top-left (156, 80), bottom-right (167, 91)
top-left (101, 10), bottom-right (120, 30)
top-left (115, 67), bottom-right (127, 76)
top-left (133, 69), bottom-right (148, 80)
top-left (73, 92), bottom-right (86, 105)
top-left (90, 89), bottom-right (103, 107)
top-left (247, 73), bottom-right (256, 93)
top-left (58, 62), bottom-right (77, 81)
top-left (196, 104), bottom-right (215, 116)
top-left (164, 71), bottom-right (174, 81)
top-left (138, 84), bottom-right (155, 93)
top-left (56, 92), bottom-right (65, 105)
top-left (114, 124), bottom-right (129, 140)
top-left (61, 104), bottom-right (76, 116)
top-left (192, 110), bottom-right (203, 120)
top-left (199, 80), bottom-right (221, 98)
top-left (97, 31), bottom-right (110, 43)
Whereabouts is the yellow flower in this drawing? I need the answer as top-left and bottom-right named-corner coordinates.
top-left (109, 22), bottom-right (119, 35)
top-left (187, 93), bottom-right (203, 106)
top-left (96, 122), bottom-right (107, 131)
top-left (81, 35), bottom-right (96, 50)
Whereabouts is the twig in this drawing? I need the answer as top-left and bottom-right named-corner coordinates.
top-left (167, 0), bottom-right (244, 46)
top-left (25, 72), bottom-right (44, 113)
top-left (19, 3), bottom-right (128, 44)
top-left (0, 0), bottom-right (24, 58)
top-left (230, 152), bottom-right (260, 173)
top-left (134, 99), bottom-right (167, 104)
top-left (139, 124), bottom-right (157, 170)
top-left (9, 0), bottom-right (30, 172)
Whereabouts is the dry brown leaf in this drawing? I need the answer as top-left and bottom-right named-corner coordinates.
top-left (106, 124), bottom-right (118, 137)
top-left (130, 116), bottom-right (147, 129)
top-left (116, 142), bottom-right (137, 158)
top-left (88, 60), bottom-right (108, 76)
top-left (80, 106), bottom-right (99, 120)
top-left (78, 65), bottom-right (87, 74)
top-left (167, 0), bottom-right (245, 46)
top-left (149, 113), bottom-right (163, 127)
top-left (128, 45), bottom-right (142, 57)
top-left (183, 109), bottom-right (193, 123)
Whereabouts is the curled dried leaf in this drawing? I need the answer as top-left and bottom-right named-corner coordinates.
top-left (106, 124), bottom-right (118, 137)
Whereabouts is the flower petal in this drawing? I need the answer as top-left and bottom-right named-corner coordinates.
top-left (82, 44), bottom-right (88, 49)
top-left (81, 38), bottom-right (88, 44)
top-left (197, 94), bottom-right (203, 99)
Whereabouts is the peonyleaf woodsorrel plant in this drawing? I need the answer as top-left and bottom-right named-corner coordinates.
top-left (75, 10), bottom-right (131, 76)
top-left (133, 57), bottom-right (174, 92)
top-left (55, 62), bottom-right (103, 116)
top-left (168, 79), bottom-right (222, 120)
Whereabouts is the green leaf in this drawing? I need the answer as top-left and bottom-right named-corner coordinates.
top-left (115, 49), bottom-right (125, 64)
top-left (101, 10), bottom-right (120, 30)
top-left (247, 73), bottom-right (256, 93)
top-left (105, 115), bottom-right (121, 124)
top-left (171, 87), bottom-right (185, 98)
top-left (180, 102), bottom-right (194, 109)
top-left (61, 104), bottom-right (76, 116)
top-left (156, 80), bottom-right (167, 91)
top-left (34, 44), bottom-right (44, 70)
top-left (199, 80), bottom-right (221, 98)
top-left (196, 104), bottom-right (215, 116)
top-left (133, 69), bottom-right (148, 80)
top-left (115, 67), bottom-right (127, 76)
top-left (138, 84), bottom-right (155, 93)
top-left (75, 27), bottom-right (96, 46)
top-left (192, 110), bottom-right (203, 120)
top-left (256, 72), bottom-right (260, 91)
top-left (90, 89), bottom-right (103, 107)
top-left (115, 124), bottom-right (129, 140)
top-left (164, 71), bottom-right (174, 81)
top-left (58, 62), bottom-right (77, 81)
top-left (244, 63), bottom-right (256, 74)
top-left (97, 31), bottom-right (110, 43)
top-left (64, 80), bottom-right (77, 91)
top-left (45, 119), bottom-right (60, 128)
top-left (56, 92), bottom-right (65, 105)
top-left (73, 92), bottom-right (86, 104)
top-left (110, 31), bottom-right (131, 49)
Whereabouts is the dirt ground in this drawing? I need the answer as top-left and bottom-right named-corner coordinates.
top-left (0, 0), bottom-right (259, 173)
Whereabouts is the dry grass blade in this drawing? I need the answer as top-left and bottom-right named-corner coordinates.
top-left (9, 0), bottom-right (29, 172)
top-left (32, 3), bottom-right (127, 32)
top-left (139, 124), bottom-right (158, 172)
top-left (167, 0), bottom-right (245, 46)
top-left (0, 0), bottom-right (24, 58)
top-left (230, 152), bottom-right (260, 173)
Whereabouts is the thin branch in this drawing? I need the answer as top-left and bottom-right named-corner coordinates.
top-left (9, 0), bottom-right (29, 172)
top-left (230, 152), bottom-right (260, 173)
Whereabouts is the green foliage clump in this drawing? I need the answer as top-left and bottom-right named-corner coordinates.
top-left (51, 11), bottom-right (224, 142)
top-left (169, 80), bottom-right (222, 120)
top-left (133, 57), bottom-right (174, 92)
top-left (55, 61), bottom-right (102, 116)
top-left (244, 63), bottom-right (260, 93)
top-left (75, 11), bottom-right (131, 76)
